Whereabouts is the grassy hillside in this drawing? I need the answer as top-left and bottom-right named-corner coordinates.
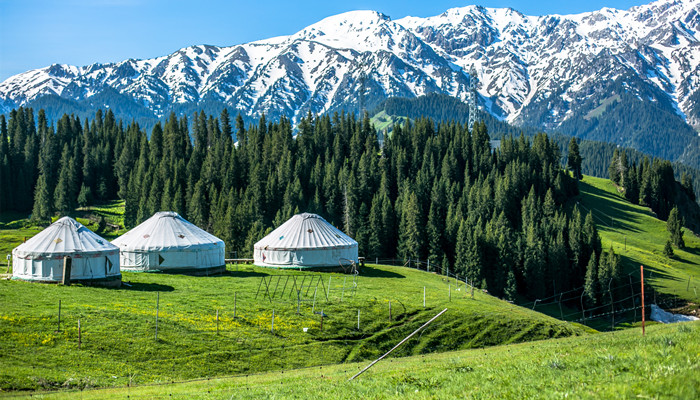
top-left (577, 176), bottom-right (700, 308)
top-left (369, 110), bottom-right (407, 134)
top-left (26, 320), bottom-right (699, 399)
top-left (526, 176), bottom-right (700, 331)
top-left (0, 263), bottom-right (583, 392)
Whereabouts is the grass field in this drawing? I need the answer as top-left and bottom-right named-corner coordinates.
top-left (22, 320), bottom-right (700, 399)
top-left (369, 111), bottom-right (407, 134)
top-left (2, 176), bottom-right (699, 396)
top-left (0, 264), bottom-right (583, 392)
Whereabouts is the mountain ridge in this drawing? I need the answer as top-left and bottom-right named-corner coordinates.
top-left (1, 0), bottom-right (699, 166)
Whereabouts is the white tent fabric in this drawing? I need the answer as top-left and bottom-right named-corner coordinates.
top-left (254, 213), bottom-right (358, 268)
top-left (112, 211), bottom-right (225, 271)
top-left (12, 217), bottom-right (120, 282)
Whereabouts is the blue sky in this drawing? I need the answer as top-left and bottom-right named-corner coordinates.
top-left (0, 0), bottom-right (647, 82)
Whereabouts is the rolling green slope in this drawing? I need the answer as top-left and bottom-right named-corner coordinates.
top-left (0, 264), bottom-right (583, 392)
top-left (577, 176), bottom-right (700, 307)
top-left (28, 320), bottom-right (700, 399)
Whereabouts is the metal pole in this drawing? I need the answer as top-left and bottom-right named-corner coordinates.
top-left (609, 278), bottom-right (614, 330)
top-left (357, 309), bottom-right (360, 330)
top-left (155, 292), bottom-right (160, 341)
top-left (580, 290), bottom-right (586, 326)
top-left (216, 309), bottom-right (219, 335)
top-left (348, 308), bottom-right (448, 381)
top-left (320, 309), bottom-right (324, 332)
top-left (558, 293), bottom-right (563, 320)
top-left (341, 277), bottom-right (347, 302)
top-left (640, 265), bottom-right (645, 336)
top-left (78, 319), bottom-right (81, 350)
top-left (629, 275), bottom-right (636, 323)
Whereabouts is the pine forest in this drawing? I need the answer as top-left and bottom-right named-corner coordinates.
top-left (0, 107), bottom-right (685, 305)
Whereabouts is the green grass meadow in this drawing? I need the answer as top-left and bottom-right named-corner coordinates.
top-left (0, 264), bottom-right (582, 392)
top-left (22, 320), bottom-right (700, 399)
top-left (2, 177), bottom-right (700, 397)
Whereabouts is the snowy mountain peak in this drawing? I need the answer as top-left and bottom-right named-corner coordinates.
top-left (289, 10), bottom-right (401, 52)
top-left (1, 0), bottom-right (699, 167)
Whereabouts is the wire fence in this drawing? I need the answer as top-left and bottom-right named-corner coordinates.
top-left (370, 256), bottom-right (698, 331)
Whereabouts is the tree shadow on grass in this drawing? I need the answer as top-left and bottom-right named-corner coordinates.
top-left (620, 254), bottom-right (678, 282)
top-left (219, 270), bottom-right (269, 278)
top-left (360, 265), bottom-right (406, 279)
top-left (669, 254), bottom-right (698, 266)
top-left (641, 264), bottom-right (682, 283)
top-left (118, 281), bottom-right (175, 292)
top-left (577, 180), bottom-right (656, 234)
top-left (680, 245), bottom-right (700, 258)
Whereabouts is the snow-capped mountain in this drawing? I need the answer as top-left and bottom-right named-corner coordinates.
top-left (1, 0), bottom-right (699, 164)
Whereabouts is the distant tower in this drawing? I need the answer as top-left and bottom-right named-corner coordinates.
top-left (468, 65), bottom-right (479, 131)
top-left (359, 61), bottom-right (367, 116)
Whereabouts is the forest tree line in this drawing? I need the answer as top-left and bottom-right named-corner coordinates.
top-left (608, 148), bottom-right (696, 221)
top-left (0, 107), bottom-right (660, 304)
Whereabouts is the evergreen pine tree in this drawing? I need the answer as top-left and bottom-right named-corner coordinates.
top-left (54, 144), bottom-right (77, 213)
top-left (608, 149), bottom-right (620, 184)
top-left (188, 179), bottom-right (208, 228)
top-left (31, 173), bottom-right (52, 222)
top-left (77, 184), bottom-right (93, 208)
top-left (504, 268), bottom-right (517, 301)
top-left (367, 194), bottom-right (384, 259)
top-left (667, 206), bottom-right (684, 248)
top-left (567, 137), bottom-right (582, 180)
top-left (584, 251), bottom-right (598, 306)
top-left (397, 191), bottom-right (423, 260)
top-left (664, 239), bottom-right (674, 258)
top-left (680, 173), bottom-right (695, 201)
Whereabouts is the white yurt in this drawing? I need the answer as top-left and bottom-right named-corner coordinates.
top-left (112, 211), bottom-right (225, 273)
top-left (12, 216), bottom-right (121, 285)
top-left (254, 213), bottom-right (358, 269)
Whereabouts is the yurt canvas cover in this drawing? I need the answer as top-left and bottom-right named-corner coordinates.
top-left (12, 217), bottom-right (120, 283)
top-left (254, 213), bottom-right (358, 268)
top-left (112, 211), bottom-right (225, 272)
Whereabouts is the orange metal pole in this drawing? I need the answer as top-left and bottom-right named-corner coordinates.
top-left (640, 265), bottom-right (645, 336)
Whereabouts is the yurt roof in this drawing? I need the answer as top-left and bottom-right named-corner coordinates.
top-left (112, 211), bottom-right (223, 251)
top-left (13, 216), bottom-right (118, 257)
top-left (254, 213), bottom-right (357, 250)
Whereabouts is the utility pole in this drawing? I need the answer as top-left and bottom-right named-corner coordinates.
top-left (468, 65), bottom-right (479, 130)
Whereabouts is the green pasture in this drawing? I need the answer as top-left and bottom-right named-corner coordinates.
top-left (24, 320), bottom-right (700, 399)
top-left (0, 263), bottom-right (582, 392)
